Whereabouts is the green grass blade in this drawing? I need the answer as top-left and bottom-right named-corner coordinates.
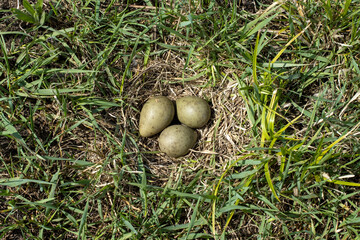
top-left (264, 161), bottom-right (280, 201)
top-left (0, 178), bottom-right (54, 187)
top-left (270, 23), bottom-right (311, 64)
top-left (185, 197), bottom-right (201, 240)
top-left (23, 0), bottom-right (36, 16)
top-left (314, 121), bottom-right (360, 165)
top-left (252, 31), bottom-right (260, 86)
top-left (77, 199), bottom-right (89, 240)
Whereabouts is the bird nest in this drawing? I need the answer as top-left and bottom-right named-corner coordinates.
top-left (103, 55), bottom-right (252, 184)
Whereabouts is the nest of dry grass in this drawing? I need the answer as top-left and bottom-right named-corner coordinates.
top-left (102, 53), bottom-right (251, 184)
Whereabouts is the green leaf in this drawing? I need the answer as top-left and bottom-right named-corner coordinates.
top-left (17, 88), bottom-right (86, 97)
top-left (326, 179), bottom-right (360, 187)
top-left (0, 113), bottom-right (26, 145)
top-left (40, 11), bottom-right (45, 25)
top-left (0, 178), bottom-right (55, 187)
top-left (262, 62), bottom-right (308, 68)
top-left (181, 233), bottom-right (213, 239)
top-left (35, 0), bottom-right (44, 14)
top-left (78, 199), bottom-right (89, 240)
top-left (23, 0), bottom-right (36, 16)
top-left (340, 217), bottom-right (360, 227)
top-left (246, 13), bottom-right (279, 37)
top-left (45, 169), bottom-right (60, 216)
top-left (163, 218), bottom-right (207, 231)
top-left (120, 215), bottom-right (138, 235)
top-left (264, 161), bottom-right (280, 201)
top-left (159, 24), bottom-right (187, 40)
top-left (219, 205), bottom-right (256, 213)
top-left (185, 198), bottom-right (201, 239)
top-left (119, 233), bottom-right (134, 240)
top-left (12, 9), bottom-right (36, 24)
top-left (252, 31), bottom-right (259, 86)
top-left (314, 121), bottom-right (360, 166)
top-left (78, 99), bottom-right (122, 109)
top-left (227, 169), bottom-right (258, 180)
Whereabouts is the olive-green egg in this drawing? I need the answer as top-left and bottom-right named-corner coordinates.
top-left (176, 96), bottom-right (211, 128)
top-left (158, 125), bottom-right (197, 158)
top-left (139, 96), bottom-right (175, 137)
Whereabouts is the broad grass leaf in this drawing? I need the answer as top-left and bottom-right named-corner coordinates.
top-left (163, 219), bottom-right (207, 231)
top-left (0, 178), bottom-right (54, 187)
top-left (340, 217), bottom-right (360, 227)
top-left (23, 0), bottom-right (36, 16)
top-left (180, 233), bottom-right (213, 240)
top-left (119, 233), bottom-right (134, 240)
top-left (121, 215), bottom-right (138, 235)
top-left (326, 179), bottom-right (360, 187)
top-left (35, 0), bottom-right (44, 13)
top-left (264, 161), bottom-right (280, 201)
top-left (11, 9), bottom-right (36, 24)
top-left (226, 169), bottom-right (258, 180)
top-left (78, 199), bottom-right (89, 240)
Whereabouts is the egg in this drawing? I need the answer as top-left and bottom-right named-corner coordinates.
top-left (158, 125), bottom-right (197, 157)
top-left (176, 96), bottom-right (211, 128)
top-left (139, 96), bottom-right (175, 137)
